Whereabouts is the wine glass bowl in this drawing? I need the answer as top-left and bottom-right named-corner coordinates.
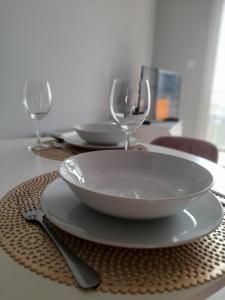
top-left (23, 81), bottom-right (52, 150)
top-left (110, 79), bottom-right (150, 150)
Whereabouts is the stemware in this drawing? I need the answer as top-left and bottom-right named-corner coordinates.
top-left (23, 81), bottom-right (52, 150)
top-left (110, 79), bottom-right (150, 150)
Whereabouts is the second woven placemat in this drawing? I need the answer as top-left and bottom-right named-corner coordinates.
top-left (1, 172), bottom-right (225, 294)
top-left (32, 140), bottom-right (87, 161)
top-left (32, 140), bottom-right (148, 161)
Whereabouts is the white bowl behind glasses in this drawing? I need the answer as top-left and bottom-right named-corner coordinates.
top-left (74, 122), bottom-right (125, 145)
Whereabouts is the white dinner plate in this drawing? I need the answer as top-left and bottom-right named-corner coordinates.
top-left (64, 133), bottom-right (138, 149)
top-left (41, 179), bottom-right (223, 248)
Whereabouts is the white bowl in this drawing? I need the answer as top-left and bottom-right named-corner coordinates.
top-left (59, 150), bottom-right (213, 219)
top-left (73, 122), bottom-right (125, 145)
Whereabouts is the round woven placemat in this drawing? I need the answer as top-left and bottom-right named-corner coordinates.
top-left (1, 172), bottom-right (225, 294)
top-left (32, 140), bottom-right (86, 161)
top-left (32, 140), bottom-right (148, 161)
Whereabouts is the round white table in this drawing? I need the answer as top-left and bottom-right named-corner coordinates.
top-left (0, 138), bottom-right (225, 300)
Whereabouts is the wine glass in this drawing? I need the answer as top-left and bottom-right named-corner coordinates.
top-left (23, 81), bottom-right (52, 150)
top-left (110, 79), bottom-right (151, 150)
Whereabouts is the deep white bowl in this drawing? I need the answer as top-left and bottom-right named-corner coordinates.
top-left (74, 122), bottom-right (125, 145)
top-left (59, 150), bottom-right (213, 219)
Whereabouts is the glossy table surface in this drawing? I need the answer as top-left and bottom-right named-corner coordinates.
top-left (0, 138), bottom-right (225, 300)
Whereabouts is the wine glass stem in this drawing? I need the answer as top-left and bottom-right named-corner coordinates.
top-left (125, 132), bottom-right (130, 150)
top-left (36, 120), bottom-right (42, 145)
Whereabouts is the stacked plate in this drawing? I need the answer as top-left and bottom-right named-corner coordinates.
top-left (41, 150), bottom-right (223, 248)
top-left (63, 121), bottom-right (138, 149)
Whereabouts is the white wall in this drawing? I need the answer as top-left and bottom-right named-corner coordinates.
top-left (0, 0), bottom-right (156, 139)
top-left (152, 0), bottom-right (223, 138)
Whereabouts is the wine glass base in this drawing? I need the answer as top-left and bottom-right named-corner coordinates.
top-left (27, 143), bottom-right (50, 151)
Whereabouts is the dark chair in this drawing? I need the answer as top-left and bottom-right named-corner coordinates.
top-left (151, 136), bottom-right (218, 163)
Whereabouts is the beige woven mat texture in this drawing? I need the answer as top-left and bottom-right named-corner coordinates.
top-left (32, 140), bottom-right (86, 161)
top-left (1, 172), bottom-right (225, 294)
top-left (32, 140), bottom-right (148, 161)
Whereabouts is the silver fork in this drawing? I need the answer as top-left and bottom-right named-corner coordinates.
top-left (15, 191), bottom-right (100, 289)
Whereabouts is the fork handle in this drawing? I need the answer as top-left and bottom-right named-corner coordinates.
top-left (38, 217), bottom-right (100, 289)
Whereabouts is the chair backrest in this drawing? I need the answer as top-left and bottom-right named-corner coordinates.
top-left (151, 136), bottom-right (218, 163)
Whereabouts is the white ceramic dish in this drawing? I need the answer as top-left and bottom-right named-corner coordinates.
top-left (74, 122), bottom-right (125, 145)
top-left (41, 179), bottom-right (223, 248)
top-left (64, 133), bottom-right (137, 149)
top-left (59, 150), bottom-right (214, 219)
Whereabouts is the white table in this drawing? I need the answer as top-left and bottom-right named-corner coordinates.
top-left (0, 138), bottom-right (225, 300)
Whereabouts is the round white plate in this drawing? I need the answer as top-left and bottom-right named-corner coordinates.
top-left (41, 179), bottom-right (223, 248)
top-left (64, 133), bottom-right (138, 149)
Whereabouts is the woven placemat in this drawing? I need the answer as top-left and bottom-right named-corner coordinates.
top-left (32, 140), bottom-right (148, 161)
top-left (32, 140), bottom-right (87, 161)
top-left (1, 172), bottom-right (225, 294)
